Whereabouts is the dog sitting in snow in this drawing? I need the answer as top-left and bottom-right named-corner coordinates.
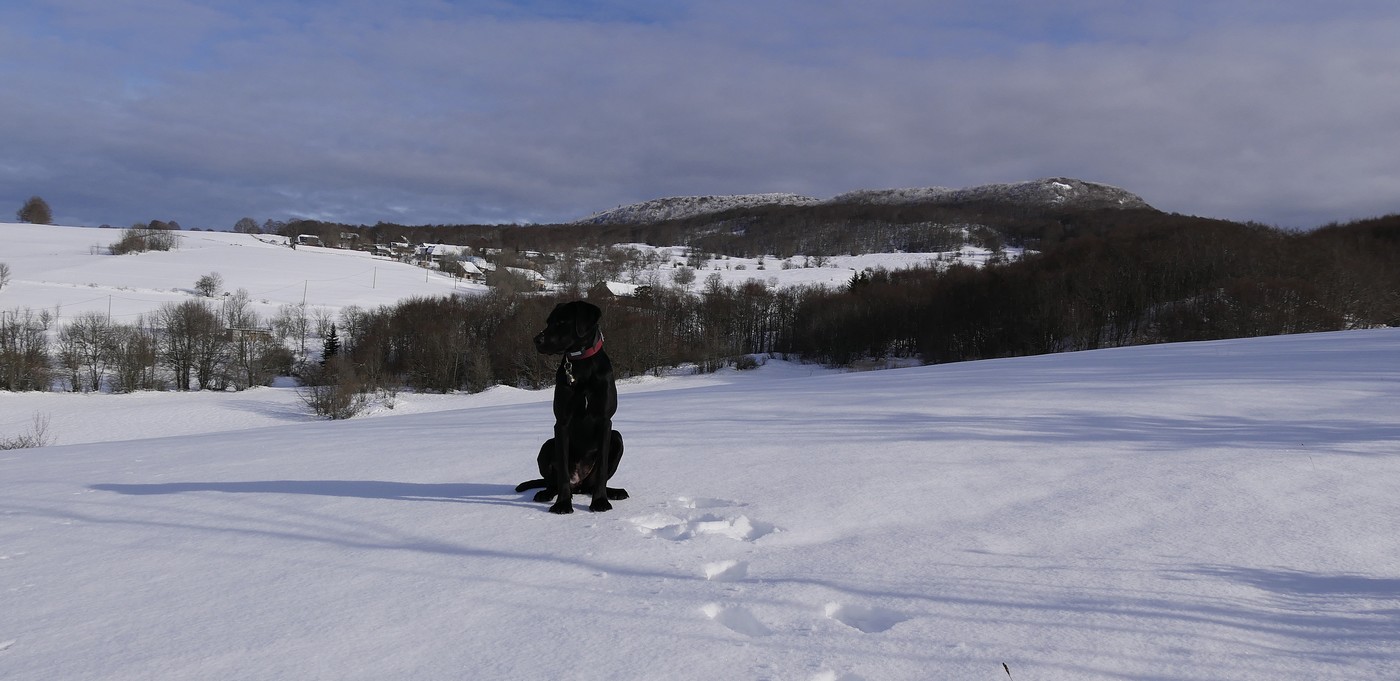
top-left (515, 301), bottom-right (628, 514)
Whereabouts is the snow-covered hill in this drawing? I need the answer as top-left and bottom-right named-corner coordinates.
top-left (0, 222), bottom-right (1011, 321)
top-left (609, 242), bottom-right (1017, 294)
top-left (4, 219), bottom-right (1398, 679)
top-left (575, 178), bottom-right (1153, 225)
top-left (831, 177), bottom-right (1152, 210)
top-left (0, 222), bottom-right (481, 326)
top-left (576, 192), bottom-right (822, 225)
top-left (2, 329), bottom-right (1397, 680)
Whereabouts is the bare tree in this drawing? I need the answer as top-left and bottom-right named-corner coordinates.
top-left (56, 311), bottom-right (114, 392)
top-left (299, 357), bottom-right (367, 419)
top-left (226, 317), bottom-right (290, 390)
top-left (672, 266), bottom-right (697, 289)
top-left (0, 308), bottom-right (53, 391)
top-left (191, 313), bottom-right (230, 390)
top-left (110, 224), bottom-right (179, 254)
top-left (583, 247), bottom-right (628, 286)
top-left (194, 272), bottom-right (224, 297)
top-left (311, 307), bottom-right (336, 339)
top-left (272, 303), bottom-right (310, 354)
top-left (0, 413), bottom-right (53, 450)
top-left (157, 300), bottom-right (224, 390)
top-left (338, 305), bottom-right (367, 346)
top-left (0, 262), bottom-right (10, 290)
top-left (215, 292), bottom-right (279, 390)
top-left (108, 317), bottom-right (162, 393)
top-left (222, 288), bottom-right (254, 329)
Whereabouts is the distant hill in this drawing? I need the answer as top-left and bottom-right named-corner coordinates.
top-left (576, 192), bottom-right (821, 225)
top-left (574, 177), bottom-right (1152, 225)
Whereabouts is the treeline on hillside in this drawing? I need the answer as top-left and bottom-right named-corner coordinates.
top-left (325, 214), bottom-right (1398, 394)
top-left (5, 213), bottom-right (1395, 398)
top-left (338, 282), bottom-right (807, 393)
top-left (790, 214), bottom-right (1399, 364)
top-left (578, 199), bottom-right (1060, 257)
top-left (261, 199), bottom-right (1091, 260)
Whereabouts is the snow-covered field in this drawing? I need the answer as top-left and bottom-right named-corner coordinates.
top-left (0, 223), bottom-right (997, 322)
top-left (610, 243), bottom-right (1016, 295)
top-left (3, 221), bottom-right (1398, 679)
top-left (0, 223), bottom-right (480, 327)
top-left (3, 329), bottom-right (1398, 680)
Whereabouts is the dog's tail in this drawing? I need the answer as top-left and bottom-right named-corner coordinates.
top-left (515, 479), bottom-right (547, 493)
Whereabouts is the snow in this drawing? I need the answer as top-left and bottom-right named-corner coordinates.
top-left (0, 223), bottom-right (481, 326)
top-left (4, 328), bottom-right (1399, 679)
top-left (2, 221), bottom-right (1398, 680)
top-left (0, 222), bottom-right (996, 321)
top-left (611, 243), bottom-right (1019, 294)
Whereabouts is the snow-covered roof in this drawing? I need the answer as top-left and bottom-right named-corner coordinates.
top-left (506, 266), bottom-right (545, 281)
top-left (420, 243), bottom-right (470, 257)
top-left (605, 281), bottom-right (638, 296)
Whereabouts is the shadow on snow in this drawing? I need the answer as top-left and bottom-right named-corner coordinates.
top-left (91, 480), bottom-right (523, 505)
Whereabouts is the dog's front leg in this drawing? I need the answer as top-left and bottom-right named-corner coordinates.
top-left (548, 405), bottom-right (574, 515)
top-left (589, 418), bottom-right (614, 512)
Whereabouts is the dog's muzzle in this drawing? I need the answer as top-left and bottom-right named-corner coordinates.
top-left (535, 330), bottom-right (567, 355)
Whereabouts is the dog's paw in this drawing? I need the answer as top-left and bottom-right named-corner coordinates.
top-left (533, 490), bottom-right (556, 503)
top-left (548, 500), bottom-right (574, 514)
top-left (607, 487), bottom-right (629, 500)
top-left (589, 498), bottom-right (613, 513)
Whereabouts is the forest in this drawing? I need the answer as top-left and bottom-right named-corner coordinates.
top-left (332, 208), bottom-right (1400, 396)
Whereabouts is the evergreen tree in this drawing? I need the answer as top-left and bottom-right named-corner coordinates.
top-left (321, 324), bottom-right (341, 365)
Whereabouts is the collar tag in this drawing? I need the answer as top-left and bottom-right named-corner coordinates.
top-left (568, 331), bottom-right (605, 361)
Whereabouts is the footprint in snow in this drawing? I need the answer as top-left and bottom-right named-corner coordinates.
top-left (630, 512), bottom-right (776, 542)
top-left (701, 603), bottom-right (772, 637)
top-left (810, 672), bottom-right (865, 681)
top-left (702, 559), bottom-right (749, 581)
top-left (675, 496), bottom-right (745, 510)
top-left (823, 602), bottom-right (911, 634)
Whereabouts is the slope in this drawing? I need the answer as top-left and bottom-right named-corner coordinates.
top-left (0, 223), bottom-right (478, 325)
top-left (3, 329), bottom-right (1398, 680)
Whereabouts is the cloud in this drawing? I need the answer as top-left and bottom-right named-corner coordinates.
top-left (2, 0), bottom-right (1398, 228)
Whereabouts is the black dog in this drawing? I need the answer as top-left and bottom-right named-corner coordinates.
top-left (515, 301), bottom-right (628, 514)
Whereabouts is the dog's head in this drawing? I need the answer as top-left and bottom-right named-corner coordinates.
top-left (534, 300), bottom-right (602, 355)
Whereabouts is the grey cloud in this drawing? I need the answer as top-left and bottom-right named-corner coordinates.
top-left (2, 1), bottom-right (1397, 228)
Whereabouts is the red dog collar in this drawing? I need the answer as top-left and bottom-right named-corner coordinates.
top-left (568, 331), bottom-right (605, 360)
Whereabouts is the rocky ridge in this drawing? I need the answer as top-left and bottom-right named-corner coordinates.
top-left (576, 177), bottom-right (1152, 225)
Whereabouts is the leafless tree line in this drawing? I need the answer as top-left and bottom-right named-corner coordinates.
top-left (1, 295), bottom-right (301, 393)
top-left (108, 223), bottom-right (181, 255)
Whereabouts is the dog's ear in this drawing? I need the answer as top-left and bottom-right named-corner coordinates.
top-left (573, 301), bottom-right (602, 337)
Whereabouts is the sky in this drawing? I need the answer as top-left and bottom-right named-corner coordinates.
top-left (2, 1), bottom-right (1398, 230)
